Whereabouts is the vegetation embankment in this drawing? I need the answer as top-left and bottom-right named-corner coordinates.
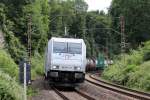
top-left (0, 49), bottom-right (24, 100)
top-left (0, 49), bottom-right (42, 99)
top-left (102, 41), bottom-right (150, 92)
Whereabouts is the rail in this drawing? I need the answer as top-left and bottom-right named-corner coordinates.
top-left (75, 88), bottom-right (96, 100)
top-left (52, 86), bottom-right (96, 100)
top-left (52, 87), bottom-right (70, 100)
top-left (85, 74), bottom-right (150, 100)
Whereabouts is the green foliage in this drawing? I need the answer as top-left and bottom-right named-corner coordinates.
top-left (0, 0), bottom-right (111, 59)
top-left (27, 86), bottom-right (38, 96)
top-left (31, 53), bottom-right (44, 79)
top-left (0, 49), bottom-right (24, 99)
top-left (0, 49), bottom-right (18, 78)
top-left (143, 52), bottom-right (150, 61)
top-left (85, 11), bottom-right (111, 57)
top-left (0, 0), bottom-right (50, 62)
top-left (142, 41), bottom-right (150, 61)
top-left (126, 61), bottom-right (150, 91)
top-left (48, 0), bottom-right (107, 57)
top-left (102, 41), bottom-right (150, 92)
top-left (1, 0), bottom-right (150, 61)
top-left (110, 0), bottom-right (150, 48)
top-left (0, 71), bottom-right (24, 100)
top-left (23, 0), bottom-right (50, 53)
top-left (4, 30), bottom-right (27, 63)
top-left (0, 0), bottom-right (150, 97)
top-left (0, 2), bottom-right (27, 63)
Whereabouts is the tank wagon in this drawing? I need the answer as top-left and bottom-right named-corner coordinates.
top-left (86, 53), bottom-right (113, 71)
top-left (45, 37), bottom-right (86, 86)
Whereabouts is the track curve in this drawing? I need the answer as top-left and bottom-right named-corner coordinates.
top-left (52, 86), bottom-right (96, 100)
top-left (85, 73), bottom-right (150, 100)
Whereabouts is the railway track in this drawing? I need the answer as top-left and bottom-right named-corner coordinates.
top-left (52, 87), bottom-right (70, 100)
top-left (52, 86), bottom-right (96, 100)
top-left (85, 74), bottom-right (150, 100)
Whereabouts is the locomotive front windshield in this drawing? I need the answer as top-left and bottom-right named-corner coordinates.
top-left (53, 42), bottom-right (82, 54)
top-left (53, 42), bottom-right (67, 53)
top-left (68, 43), bottom-right (82, 54)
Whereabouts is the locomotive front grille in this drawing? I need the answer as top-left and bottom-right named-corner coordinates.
top-left (59, 72), bottom-right (75, 82)
top-left (49, 71), bottom-right (84, 83)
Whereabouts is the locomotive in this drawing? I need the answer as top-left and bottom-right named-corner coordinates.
top-left (44, 37), bottom-right (86, 87)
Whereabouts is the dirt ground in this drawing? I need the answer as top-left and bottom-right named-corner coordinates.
top-left (28, 77), bottom-right (63, 100)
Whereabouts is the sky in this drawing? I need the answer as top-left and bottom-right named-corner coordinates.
top-left (85, 0), bottom-right (112, 13)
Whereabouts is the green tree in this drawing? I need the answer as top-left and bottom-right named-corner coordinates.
top-left (110, 0), bottom-right (150, 48)
top-left (23, 0), bottom-right (50, 53)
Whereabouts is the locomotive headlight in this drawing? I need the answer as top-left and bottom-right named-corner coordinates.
top-left (77, 67), bottom-right (81, 70)
top-left (74, 66), bottom-right (81, 70)
top-left (52, 65), bottom-right (59, 69)
top-left (52, 66), bottom-right (56, 69)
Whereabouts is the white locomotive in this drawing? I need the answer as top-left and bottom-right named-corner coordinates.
top-left (45, 37), bottom-right (86, 86)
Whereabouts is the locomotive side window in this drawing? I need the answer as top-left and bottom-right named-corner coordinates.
top-left (53, 42), bottom-right (67, 53)
top-left (68, 43), bottom-right (82, 54)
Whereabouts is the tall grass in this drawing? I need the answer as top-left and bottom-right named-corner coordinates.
top-left (0, 71), bottom-right (24, 100)
top-left (0, 49), bottom-right (24, 100)
top-left (0, 49), bottom-right (18, 78)
top-left (31, 53), bottom-right (44, 79)
top-left (102, 41), bottom-right (150, 92)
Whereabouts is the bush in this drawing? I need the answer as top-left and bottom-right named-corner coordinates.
top-left (102, 41), bottom-right (150, 92)
top-left (143, 52), bottom-right (150, 61)
top-left (0, 71), bottom-right (24, 100)
top-left (0, 49), bottom-right (18, 78)
top-left (126, 61), bottom-right (150, 92)
top-left (0, 49), bottom-right (24, 99)
top-left (27, 86), bottom-right (38, 96)
top-left (31, 53), bottom-right (44, 79)
top-left (2, 22), bottom-right (27, 63)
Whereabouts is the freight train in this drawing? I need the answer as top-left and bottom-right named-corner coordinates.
top-left (86, 53), bottom-right (113, 71)
top-left (44, 37), bottom-right (86, 87)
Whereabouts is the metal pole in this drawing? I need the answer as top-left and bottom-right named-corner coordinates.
top-left (105, 38), bottom-right (108, 58)
top-left (27, 15), bottom-right (32, 65)
top-left (120, 16), bottom-right (126, 63)
top-left (24, 62), bottom-right (27, 100)
top-left (83, 29), bottom-right (86, 39)
top-left (27, 15), bottom-right (32, 85)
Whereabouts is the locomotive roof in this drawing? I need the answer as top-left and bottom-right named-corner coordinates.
top-left (50, 37), bottom-right (84, 43)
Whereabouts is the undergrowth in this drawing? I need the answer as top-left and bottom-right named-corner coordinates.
top-left (0, 71), bottom-right (24, 100)
top-left (0, 49), bottom-right (24, 99)
top-left (31, 53), bottom-right (44, 79)
top-left (102, 41), bottom-right (150, 92)
top-left (0, 49), bottom-right (18, 78)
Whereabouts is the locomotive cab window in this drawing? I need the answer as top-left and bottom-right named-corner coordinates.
top-left (53, 42), bottom-right (82, 54)
top-left (68, 43), bottom-right (82, 54)
top-left (53, 42), bottom-right (67, 53)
